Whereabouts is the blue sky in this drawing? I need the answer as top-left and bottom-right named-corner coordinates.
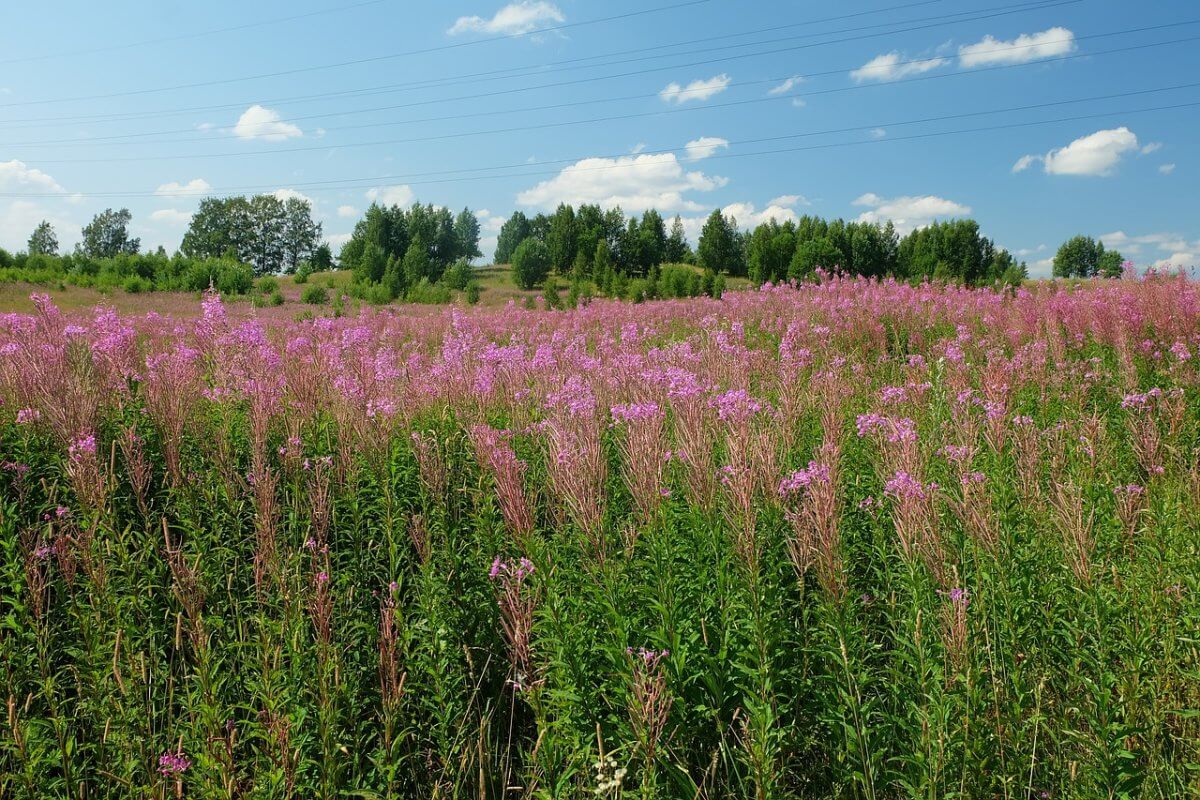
top-left (1, 0), bottom-right (1197, 273)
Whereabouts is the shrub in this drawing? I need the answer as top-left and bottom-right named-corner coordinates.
top-left (465, 282), bottom-right (481, 305)
top-left (257, 275), bottom-right (279, 294)
top-left (122, 275), bottom-right (151, 294)
top-left (301, 284), bottom-right (328, 305)
top-left (444, 259), bottom-right (474, 291)
top-left (511, 238), bottom-right (551, 290)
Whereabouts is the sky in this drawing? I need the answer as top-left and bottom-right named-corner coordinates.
top-left (0, 0), bottom-right (1197, 274)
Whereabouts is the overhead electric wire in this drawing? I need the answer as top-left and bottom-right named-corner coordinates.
top-left (0, 0), bottom-right (1037, 128)
top-left (15, 32), bottom-right (1196, 165)
top-left (7, 83), bottom-right (1196, 198)
top-left (0, 0), bottom-right (718, 107)
top-left (6, 20), bottom-right (1193, 151)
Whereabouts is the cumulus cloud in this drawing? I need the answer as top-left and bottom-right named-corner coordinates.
top-left (1140, 141), bottom-right (1162, 155)
top-left (850, 52), bottom-right (947, 83)
top-left (659, 73), bottom-right (731, 104)
top-left (149, 208), bottom-right (192, 225)
top-left (852, 192), bottom-right (971, 234)
top-left (325, 232), bottom-right (353, 251)
top-left (958, 27), bottom-right (1075, 67)
top-left (0, 200), bottom-right (77, 251)
top-left (1016, 127), bottom-right (1139, 177)
top-left (684, 136), bottom-right (729, 161)
top-left (1159, 163), bottom-right (1176, 175)
top-left (1101, 231), bottom-right (1198, 269)
top-left (721, 201), bottom-right (799, 228)
top-left (768, 194), bottom-right (810, 207)
top-left (154, 178), bottom-right (211, 197)
top-left (0, 160), bottom-right (66, 195)
top-left (233, 105), bottom-right (303, 141)
top-left (365, 185), bottom-right (416, 206)
top-left (517, 152), bottom-right (726, 213)
top-left (768, 76), bottom-right (804, 96)
top-left (273, 188), bottom-right (315, 205)
top-left (449, 1), bottom-right (563, 35)
top-left (337, 205), bottom-right (359, 218)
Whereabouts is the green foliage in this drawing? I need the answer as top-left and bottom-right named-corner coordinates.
top-left (465, 281), bottom-right (481, 305)
top-left (511, 238), bottom-right (551, 290)
top-left (77, 208), bottom-right (140, 259)
top-left (27, 220), bottom-right (58, 257)
top-left (1053, 235), bottom-right (1123, 279)
top-left (301, 283), bottom-right (329, 304)
top-left (257, 275), bottom-right (279, 294)
top-left (443, 259), bottom-right (474, 291)
top-left (406, 277), bottom-right (452, 304)
top-left (182, 195), bottom-right (322, 276)
top-left (696, 209), bottom-right (743, 275)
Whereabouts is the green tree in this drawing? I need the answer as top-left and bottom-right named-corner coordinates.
top-left (495, 211), bottom-right (532, 264)
top-left (382, 253), bottom-right (406, 300)
top-left (77, 208), bottom-right (140, 259)
top-left (1052, 235), bottom-right (1119, 278)
top-left (402, 234), bottom-right (432, 286)
top-left (453, 208), bottom-right (482, 263)
top-left (665, 215), bottom-right (690, 263)
top-left (696, 210), bottom-right (739, 274)
top-left (182, 196), bottom-right (252, 263)
top-left (546, 203), bottom-right (578, 275)
top-left (27, 221), bottom-right (58, 256)
top-left (1098, 248), bottom-right (1125, 278)
top-left (638, 209), bottom-right (667, 270)
top-left (511, 237), bottom-right (551, 289)
top-left (281, 197), bottom-right (322, 274)
top-left (789, 236), bottom-right (843, 278)
top-left (311, 242), bottom-right (334, 272)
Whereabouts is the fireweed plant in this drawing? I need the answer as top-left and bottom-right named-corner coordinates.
top-left (1, 273), bottom-right (1199, 799)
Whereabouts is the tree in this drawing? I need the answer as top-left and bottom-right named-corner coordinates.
top-left (638, 209), bottom-right (667, 271)
top-left (665, 215), bottom-right (690, 263)
top-left (1052, 235), bottom-right (1119, 278)
top-left (182, 196), bottom-right (252, 263)
top-left (511, 238), bottom-right (551, 289)
top-left (27, 221), bottom-right (58, 256)
top-left (495, 211), bottom-right (532, 264)
top-left (382, 253), bottom-right (406, 300)
top-left (453, 208), bottom-right (482, 263)
top-left (281, 197), bottom-right (322, 274)
top-left (546, 203), bottom-right (578, 274)
top-left (311, 242), bottom-right (334, 272)
top-left (696, 210), bottom-right (739, 274)
top-left (77, 208), bottom-right (139, 259)
top-left (402, 234), bottom-right (432, 286)
top-left (246, 195), bottom-right (288, 275)
top-left (789, 236), bottom-right (843, 278)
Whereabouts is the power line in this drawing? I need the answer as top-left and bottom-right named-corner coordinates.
top-left (0, 1), bottom-right (388, 65)
top-left (0, 0), bottom-right (962, 129)
top-left (8, 20), bottom-right (1190, 151)
top-left (0, 0), bottom-right (717, 108)
top-left (3, 0), bottom-right (1096, 146)
top-left (17, 32), bottom-right (1194, 165)
top-left (8, 84), bottom-right (1196, 198)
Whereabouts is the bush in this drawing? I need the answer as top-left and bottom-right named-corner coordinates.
top-left (122, 275), bottom-right (151, 294)
top-left (301, 284), bottom-right (328, 305)
top-left (363, 284), bottom-right (394, 306)
top-left (444, 259), bottom-right (474, 291)
top-left (511, 239), bottom-right (551, 290)
top-left (257, 275), bottom-right (279, 294)
top-left (406, 278), bottom-right (452, 305)
top-left (465, 282), bottom-right (481, 305)
top-left (294, 265), bottom-right (311, 284)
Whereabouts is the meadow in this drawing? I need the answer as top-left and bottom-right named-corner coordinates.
top-left (1, 274), bottom-right (1199, 799)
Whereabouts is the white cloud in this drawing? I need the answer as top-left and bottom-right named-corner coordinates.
top-left (149, 208), bottom-right (192, 226)
top-left (1140, 142), bottom-right (1162, 155)
top-left (768, 76), bottom-right (804, 96)
top-left (0, 160), bottom-right (66, 195)
top-left (1154, 252), bottom-right (1196, 269)
top-left (870, 128), bottom-right (887, 139)
top-left (154, 178), bottom-right (211, 197)
top-left (721, 201), bottom-right (799, 229)
top-left (326, 232), bottom-right (353, 251)
top-left (684, 136), bottom-right (729, 161)
top-left (365, 184), bottom-right (416, 206)
top-left (517, 152), bottom-right (726, 213)
top-left (1159, 163), bottom-right (1176, 175)
top-left (1099, 231), bottom-right (1193, 257)
top-left (232, 105), bottom-right (303, 141)
top-left (768, 194), bottom-right (810, 207)
top-left (337, 204), bottom-right (359, 218)
top-left (1015, 244), bottom-right (1046, 257)
top-left (273, 188), bottom-right (315, 205)
top-left (1028, 257), bottom-right (1055, 278)
top-left (1017, 127), bottom-right (1139, 177)
top-left (448, 1), bottom-right (563, 35)
top-left (852, 192), bottom-right (971, 234)
top-left (958, 27), bottom-right (1075, 67)
top-left (1012, 154), bottom-right (1041, 173)
top-left (0, 200), bottom-right (78, 252)
top-left (659, 73), bottom-right (731, 104)
top-left (850, 52), bottom-right (947, 83)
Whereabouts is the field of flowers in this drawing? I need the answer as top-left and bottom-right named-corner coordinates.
top-left (2, 274), bottom-right (1199, 799)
